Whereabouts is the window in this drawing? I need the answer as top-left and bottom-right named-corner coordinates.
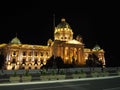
top-left (65, 37), bottom-right (67, 39)
top-left (34, 52), bottom-right (38, 56)
top-left (46, 52), bottom-right (48, 56)
top-left (12, 58), bottom-right (16, 63)
top-left (23, 51), bottom-right (26, 56)
top-left (13, 51), bottom-right (16, 56)
top-left (29, 52), bottom-right (32, 56)
top-left (22, 59), bottom-right (26, 64)
top-left (40, 52), bottom-right (43, 56)
top-left (35, 59), bottom-right (38, 64)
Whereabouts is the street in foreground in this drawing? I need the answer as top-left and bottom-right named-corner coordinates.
top-left (0, 76), bottom-right (120, 90)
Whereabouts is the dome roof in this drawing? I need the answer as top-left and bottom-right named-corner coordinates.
top-left (56, 18), bottom-right (71, 29)
top-left (10, 37), bottom-right (21, 44)
top-left (93, 44), bottom-right (101, 50)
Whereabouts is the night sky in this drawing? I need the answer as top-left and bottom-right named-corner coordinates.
top-left (0, 1), bottom-right (119, 67)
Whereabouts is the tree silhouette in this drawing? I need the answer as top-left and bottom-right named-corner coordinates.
top-left (41, 55), bottom-right (65, 72)
top-left (86, 54), bottom-right (93, 71)
top-left (0, 49), bottom-right (5, 69)
top-left (41, 55), bottom-right (55, 69)
top-left (55, 56), bottom-right (65, 73)
top-left (86, 53), bottom-right (101, 71)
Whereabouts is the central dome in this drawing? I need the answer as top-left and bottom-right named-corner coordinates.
top-left (54, 18), bottom-right (73, 41)
top-left (56, 18), bottom-right (71, 29)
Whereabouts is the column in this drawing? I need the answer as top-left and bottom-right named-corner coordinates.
top-left (63, 47), bottom-right (65, 63)
top-left (77, 48), bottom-right (80, 64)
top-left (67, 46), bottom-right (70, 60)
top-left (80, 47), bottom-right (84, 65)
top-left (32, 50), bottom-right (34, 61)
top-left (61, 46), bottom-right (63, 59)
top-left (69, 47), bottom-right (71, 63)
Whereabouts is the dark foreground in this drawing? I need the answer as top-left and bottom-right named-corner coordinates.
top-left (0, 76), bottom-right (120, 90)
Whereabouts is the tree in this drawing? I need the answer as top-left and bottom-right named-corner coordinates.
top-left (71, 56), bottom-right (77, 68)
top-left (0, 49), bottom-right (5, 69)
top-left (86, 54), bottom-right (93, 71)
top-left (41, 55), bottom-right (55, 69)
top-left (55, 56), bottom-right (64, 73)
top-left (86, 53), bottom-right (100, 71)
top-left (92, 53), bottom-right (99, 67)
top-left (41, 55), bottom-right (65, 73)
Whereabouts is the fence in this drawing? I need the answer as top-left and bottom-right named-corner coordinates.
top-left (0, 67), bottom-right (120, 75)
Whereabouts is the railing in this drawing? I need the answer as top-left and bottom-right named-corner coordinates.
top-left (0, 67), bottom-right (120, 75)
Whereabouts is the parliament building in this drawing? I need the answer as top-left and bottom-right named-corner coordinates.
top-left (0, 18), bottom-right (105, 70)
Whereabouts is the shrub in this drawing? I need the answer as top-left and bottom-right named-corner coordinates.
top-left (99, 71), bottom-right (109, 77)
top-left (9, 76), bottom-right (20, 83)
top-left (91, 71), bottom-right (99, 77)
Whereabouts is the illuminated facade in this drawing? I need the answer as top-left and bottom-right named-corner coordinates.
top-left (0, 18), bottom-right (105, 70)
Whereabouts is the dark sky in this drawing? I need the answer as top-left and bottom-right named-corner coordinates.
top-left (0, 1), bottom-right (119, 67)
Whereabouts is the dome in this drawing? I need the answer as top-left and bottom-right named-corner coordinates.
top-left (93, 44), bottom-right (101, 50)
top-left (54, 18), bottom-right (73, 41)
top-left (56, 18), bottom-right (71, 29)
top-left (10, 37), bottom-right (21, 44)
top-left (76, 34), bottom-right (83, 42)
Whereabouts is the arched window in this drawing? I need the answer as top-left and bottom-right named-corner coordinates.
top-left (22, 59), bottom-right (26, 64)
top-left (29, 67), bottom-right (31, 69)
top-left (23, 51), bottom-right (26, 56)
top-left (40, 52), bottom-right (43, 56)
top-left (35, 59), bottom-right (38, 64)
top-left (35, 67), bottom-right (37, 69)
top-left (12, 58), bottom-right (16, 63)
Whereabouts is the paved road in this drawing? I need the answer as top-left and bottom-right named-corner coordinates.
top-left (0, 76), bottom-right (120, 90)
